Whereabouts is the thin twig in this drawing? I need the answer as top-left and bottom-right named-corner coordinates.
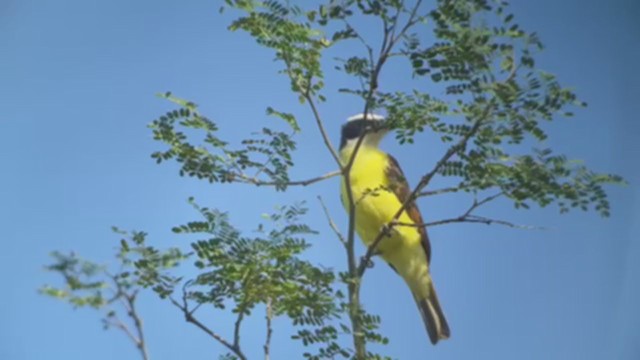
top-left (305, 94), bottom-right (343, 167)
top-left (125, 292), bottom-right (150, 360)
top-left (341, 20), bottom-right (374, 90)
top-left (106, 275), bottom-right (150, 360)
top-left (104, 315), bottom-right (140, 349)
top-left (392, 191), bottom-right (540, 229)
top-left (236, 170), bottom-right (340, 187)
top-left (392, 0), bottom-right (424, 44)
top-left (169, 288), bottom-right (247, 360)
top-left (418, 185), bottom-right (467, 197)
top-left (386, 1), bottom-right (404, 42)
top-left (279, 41), bottom-right (342, 168)
top-left (318, 196), bottom-right (347, 246)
top-left (423, 215), bottom-right (543, 229)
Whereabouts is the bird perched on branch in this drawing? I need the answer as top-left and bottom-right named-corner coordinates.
top-left (339, 113), bottom-right (450, 344)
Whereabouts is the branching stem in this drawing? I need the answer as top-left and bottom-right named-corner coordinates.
top-left (169, 286), bottom-right (247, 360)
top-left (106, 275), bottom-right (150, 360)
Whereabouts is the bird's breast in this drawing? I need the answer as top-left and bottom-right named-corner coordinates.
top-left (340, 148), bottom-right (421, 253)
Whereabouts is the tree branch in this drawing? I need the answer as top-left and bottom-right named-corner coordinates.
top-left (423, 215), bottom-right (542, 229)
top-left (263, 297), bottom-right (273, 360)
top-left (318, 196), bottom-right (347, 246)
top-left (418, 185), bottom-right (467, 197)
top-left (106, 275), bottom-right (150, 360)
top-left (104, 314), bottom-right (141, 350)
top-left (169, 287), bottom-right (247, 360)
top-left (233, 308), bottom-right (245, 351)
top-left (124, 292), bottom-right (150, 360)
top-left (304, 93), bottom-right (343, 167)
top-left (396, 190), bottom-right (540, 229)
top-left (235, 170), bottom-right (340, 187)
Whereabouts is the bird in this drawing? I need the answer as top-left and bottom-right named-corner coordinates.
top-left (339, 113), bottom-right (450, 345)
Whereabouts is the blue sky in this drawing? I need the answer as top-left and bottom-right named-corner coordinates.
top-left (1, 0), bottom-right (639, 359)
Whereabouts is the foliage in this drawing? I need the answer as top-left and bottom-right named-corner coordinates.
top-left (149, 92), bottom-right (297, 190)
top-left (42, 0), bottom-right (624, 359)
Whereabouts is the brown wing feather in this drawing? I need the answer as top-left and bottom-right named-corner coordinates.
top-left (385, 155), bottom-right (431, 263)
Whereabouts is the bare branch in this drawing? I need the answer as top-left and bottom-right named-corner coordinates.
top-left (169, 288), bottom-right (247, 360)
top-left (423, 215), bottom-right (543, 229)
top-left (418, 185), bottom-right (467, 197)
top-left (264, 298), bottom-right (273, 360)
top-left (318, 196), bottom-right (347, 246)
top-left (305, 93), bottom-right (343, 167)
top-left (235, 170), bottom-right (340, 187)
top-left (105, 274), bottom-right (149, 360)
top-left (465, 192), bottom-right (505, 216)
top-left (386, 1), bottom-right (405, 43)
top-left (104, 314), bottom-right (140, 349)
top-left (125, 293), bottom-right (150, 360)
top-left (387, 192), bottom-right (543, 241)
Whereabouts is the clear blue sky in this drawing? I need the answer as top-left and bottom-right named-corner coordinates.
top-left (1, 0), bottom-right (639, 359)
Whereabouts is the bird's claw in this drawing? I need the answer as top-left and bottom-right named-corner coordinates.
top-left (360, 256), bottom-right (376, 268)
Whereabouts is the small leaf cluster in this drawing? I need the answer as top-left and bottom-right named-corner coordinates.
top-left (115, 228), bottom-right (188, 299)
top-left (40, 228), bottom-right (187, 348)
top-left (40, 252), bottom-right (108, 309)
top-left (149, 93), bottom-right (297, 190)
top-left (452, 148), bottom-right (623, 216)
top-left (225, 0), bottom-right (330, 101)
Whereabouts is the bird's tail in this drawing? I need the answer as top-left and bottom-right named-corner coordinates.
top-left (415, 282), bottom-right (450, 345)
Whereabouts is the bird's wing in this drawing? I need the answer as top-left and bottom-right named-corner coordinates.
top-left (385, 154), bottom-right (431, 263)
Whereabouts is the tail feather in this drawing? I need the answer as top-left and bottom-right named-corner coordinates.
top-left (416, 282), bottom-right (450, 345)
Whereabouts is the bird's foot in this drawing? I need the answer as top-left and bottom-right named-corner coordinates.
top-left (381, 223), bottom-right (395, 237)
top-left (360, 256), bottom-right (376, 269)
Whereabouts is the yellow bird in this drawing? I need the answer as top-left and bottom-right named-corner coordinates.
top-left (339, 113), bottom-right (450, 344)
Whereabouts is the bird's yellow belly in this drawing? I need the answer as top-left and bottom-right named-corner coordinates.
top-left (344, 177), bottom-right (430, 298)
top-left (339, 149), bottom-right (432, 300)
top-left (340, 155), bottom-right (422, 255)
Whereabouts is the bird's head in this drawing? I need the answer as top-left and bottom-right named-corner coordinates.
top-left (340, 113), bottom-right (389, 150)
